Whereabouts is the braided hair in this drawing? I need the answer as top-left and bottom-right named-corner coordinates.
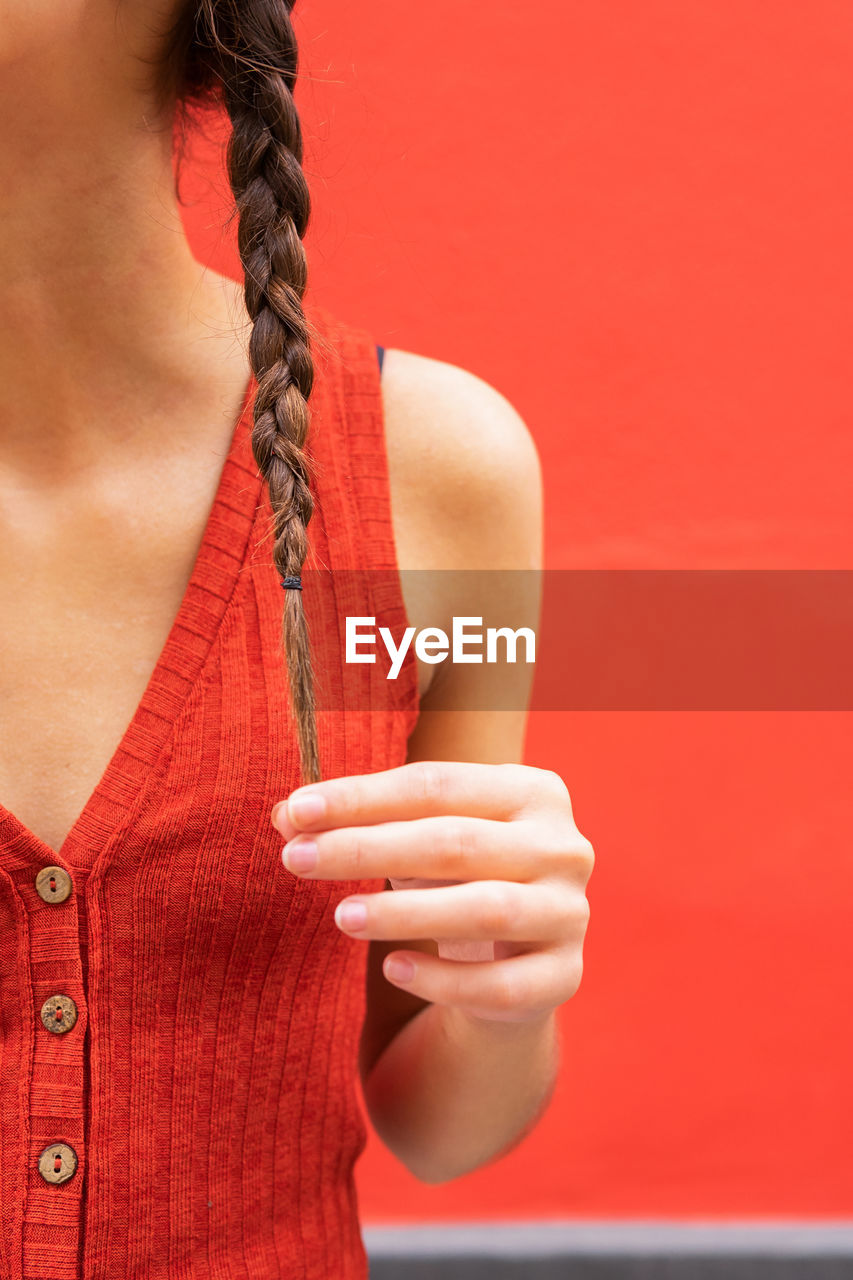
top-left (157, 0), bottom-right (322, 784)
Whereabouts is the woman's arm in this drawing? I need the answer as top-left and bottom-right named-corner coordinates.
top-left (363, 352), bottom-right (561, 1183)
top-left (273, 352), bottom-right (593, 1184)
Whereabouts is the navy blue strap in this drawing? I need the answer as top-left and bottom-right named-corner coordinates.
top-left (376, 344), bottom-right (385, 377)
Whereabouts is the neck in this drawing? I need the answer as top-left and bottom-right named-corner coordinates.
top-left (0, 29), bottom-right (248, 469)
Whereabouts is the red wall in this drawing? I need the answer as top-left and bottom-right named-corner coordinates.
top-left (181, 1), bottom-right (853, 1221)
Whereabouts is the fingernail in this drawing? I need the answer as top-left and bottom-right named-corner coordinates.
top-left (270, 801), bottom-right (286, 829)
top-left (282, 840), bottom-right (318, 873)
top-left (288, 791), bottom-right (327, 826)
top-left (384, 956), bottom-right (415, 983)
top-left (335, 900), bottom-right (368, 931)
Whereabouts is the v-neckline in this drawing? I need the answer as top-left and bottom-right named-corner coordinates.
top-left (0, 373), bottom-right (261, 873)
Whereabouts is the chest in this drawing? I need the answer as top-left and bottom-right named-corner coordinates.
top-left (0, 468), bottom-right (434, 857)
top-left (0, 467), bottom-right (216, 853)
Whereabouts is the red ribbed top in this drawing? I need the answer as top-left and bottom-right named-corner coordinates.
top-left (0, 304), bottom-right (419, 1278)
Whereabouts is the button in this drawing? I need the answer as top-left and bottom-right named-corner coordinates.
top-left (37, 1143), bottom-right (78, 1185)
top-left (39, 994), bottom-right (78, 1035)
top-left (34, 865), bottom-right (73, 904)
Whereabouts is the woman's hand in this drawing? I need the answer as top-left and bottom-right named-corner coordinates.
top-left (271, 760), bottom-right (594, 1026)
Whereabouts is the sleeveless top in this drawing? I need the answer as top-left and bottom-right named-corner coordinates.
top-left (0, 304), bottom-right (420, 1279)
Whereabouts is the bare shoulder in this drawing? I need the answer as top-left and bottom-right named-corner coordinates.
top-left (379, 347), bottom-right (543, 573)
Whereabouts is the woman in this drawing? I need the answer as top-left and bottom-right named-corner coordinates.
top-left (0, 1), bottom-right (594, 1275)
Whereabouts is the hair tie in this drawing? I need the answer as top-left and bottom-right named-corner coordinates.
top-left (280, 575), bottom-right (303, 591)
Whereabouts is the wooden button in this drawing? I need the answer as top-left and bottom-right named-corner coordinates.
top-left (39, 994), bottom-right (79, 1035)
top-left (34, 865), bottom-right (73, 904)
top-left (37, 1143), bottom-right (78, 1185)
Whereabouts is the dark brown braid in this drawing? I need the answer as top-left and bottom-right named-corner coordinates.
top-left (157, 0), bottom-right (322, 784)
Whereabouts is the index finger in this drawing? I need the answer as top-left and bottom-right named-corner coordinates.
top-left (271, 760), bottom-right (547, 836)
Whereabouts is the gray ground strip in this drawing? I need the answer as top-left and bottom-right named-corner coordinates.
top-left (364, 1221), bottom-right (853, 1257)
top-left (363, 1221), bottom-right (853, 1279)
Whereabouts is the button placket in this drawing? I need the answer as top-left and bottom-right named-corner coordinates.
top-left (20, 859), bottom-right (88, 1269)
